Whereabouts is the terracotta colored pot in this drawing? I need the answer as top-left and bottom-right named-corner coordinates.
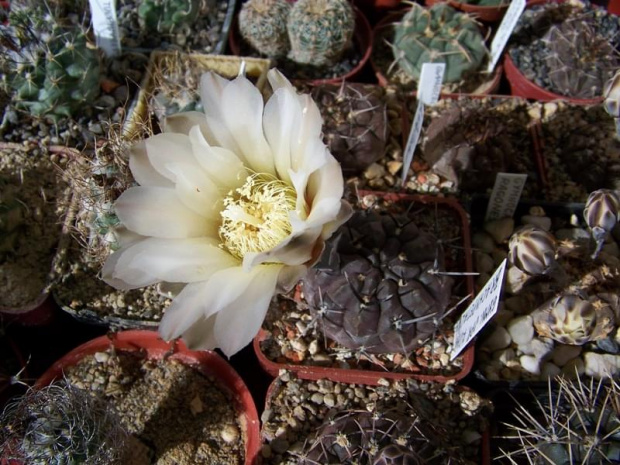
top-left (425, 0), bottom-right (508, 22)
top-left (371, 11), bottom-right (503, 95)
top-left (228, 6), bottom-right (373, 86)
top-left (36, 330), bottom-right (261, 465)
top-left (254, 191), bottom-right (475, 385)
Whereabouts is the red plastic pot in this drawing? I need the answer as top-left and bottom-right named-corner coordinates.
top-left (228, 6), bottom-right (373, 86)
top-left (425, 0), bottom-right (508, 22)
top-left (371, 11), bottom-right (503, 95)
top-left (254, 191), bottom-right (475, 385)
top-left (36, 330), bottom-right (261, 465)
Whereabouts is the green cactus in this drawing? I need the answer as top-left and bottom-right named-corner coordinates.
top-left (0, 382), bottom-right (128, 464)
top-left (301, 209), bottom-right (454, 354)
top-left (543, 14), bottom-right (620, 99)
top-left (138, 0), bottom-right (201, 33)
top-left (3, 6), bottom-right (100, 121)
top-left (391, 3), bottom-right (488, 83)
top-left (238, 0), bottom-right (291, 58)
top-left (287, 0), bottom-right (355, 67)
top-left (500, 375), bottom-right (620, 464)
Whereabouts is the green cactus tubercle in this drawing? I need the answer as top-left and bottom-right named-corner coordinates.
top-left (287, 0), bottom-right (356, 67)
top-left (391, 3), bottom-right (488, 83)
top-left (238, 0), bottom-right (291, 58)
top-left (138, 0), bottom-right (201, 33)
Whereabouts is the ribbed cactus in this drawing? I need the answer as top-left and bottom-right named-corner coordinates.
top-left (138, 0), bottom-right (201, 33)
top-left (311, 83), bottom-right (388, 172)
top-left (298, 408), bottom-right (460, 464)
top-left (287, 0), bottom-right (355, 67)
top-left (4, 6), bottom-right (100, 121)
top-left (543, 15), bottom-right (620, 99)
top-left (391, 3), bottom-right (487, 83)
top-left (500, 375), bottom-right (620, 465)
top-left (302, 209), bottom-right (453, 354)
top-left (583, 189), bottom-right (620, 259)
top-left (0, 383), bottom-right (127, 464)
top-left (238, 0), bottom-right (291, 58)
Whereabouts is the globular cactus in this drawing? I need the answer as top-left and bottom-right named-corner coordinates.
top-left (531, 292), bottom-right (615, 345)
top-left (310, 82), bottom-right (388, 173)
top-left (0, 382), bottom-right (128, 464)
top-left (604, 70), bottom-right (620, 117)
top-left (138, 0), bottom-right (202, 33)
top-left (584, 189), bottom-right (620, 259)
top-left (542, 15), bottom-right (620, 99)
top-left (238, 0), bottom-right (291, 58)
top-left (302, 209), bottom-right (453, 354)
top-left (508, 225), bottom-right (557, 276)
top-left (4, 6), bottom-right (101, 121)
top-left (500, 375), bottom-right (620, 465)
top-left (287, 0), bottom-right (355, 67)
top-left (391, 3), bottom-right (488, 83)
top-left (298, 408), bottom-right (461, 464)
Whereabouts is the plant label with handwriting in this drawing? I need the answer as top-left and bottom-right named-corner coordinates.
top-left (486, 0), bottom-right (526, 73)
top-left (485, 173), bottom-right (527, 222)
top-left (401, 63), bottom-right (445, 186)
top-left (89, 0), bottom-right (122, 58)
top-left (451, 259), bottom-right (507, 360)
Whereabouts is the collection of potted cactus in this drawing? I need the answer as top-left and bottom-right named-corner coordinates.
top-left (1, 0), bottom-right (620, 463)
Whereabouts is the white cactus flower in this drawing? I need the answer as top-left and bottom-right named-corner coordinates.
top-left (102, 69), bottom-right (352, 356)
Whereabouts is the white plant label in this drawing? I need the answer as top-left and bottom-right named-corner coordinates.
top-left (401, 63), bottom-right (445, 186)
top-left (451, 259), bottom-right (507, 361)
top-left (418, 63), bottom-right (445, 106)
top-left (486, 0), bottom-right (526, 73)
top-left (485, 172), bottom-right (528, 222)
top-left (89, 0), bottom-right (121, 58)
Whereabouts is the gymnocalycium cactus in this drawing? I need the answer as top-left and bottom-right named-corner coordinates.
top-left (238, 0), bottom-right (291, 58)
top-left (500, 375), bottom-right (620, 464)
top-left (287, 0), bottom-right (355, 67)
top-left (583, 188), bottom-right (620, 259)
top-left (0, 382), bottom-right (128, 464)
top-left (302, 209), bottom-right (454, 354)
top-left (138, 0), bottom-right (202, 33)
top-left (391, 3), bottom-right (488, 83)
top-left (3, 5), bottom-right (100, 121)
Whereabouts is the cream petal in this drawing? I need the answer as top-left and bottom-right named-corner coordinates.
top-left (276, 265), bottom-right (308, 293)
top-left (188, 125), bottom-right (246, 190)
top-left (220, 76), bottom-right (275, 175)
top-left (214, 264), bottom-right (282, 357)
top-left (243, 227), bottom-right (322, 269)
top-left (320, 200), bottom-right (353, 240)
top-left (101, 240), bottom-right (159, 290)
top-left (200, 72), bottom-right (229, 118)
top-left (267, 68), bottom-right (295, 93)
top-left (113, 237), bottom-right (237, 285)
top-left (263, 87), bottom-right (301, 183)
top-left (163, 111), bottom-right (207, 135)
top-left (144, 133), bottom-right (197, 182)
top-left (290, 94), bottom-right (323, 172)
top-left (203, 115), bottom-right (244, 158)
top-left (129, 140), bottom-right (172, 187)
top-left (167, 162), bottom-right (223, 221)
top-left (115, 187), bottom-right (211, 238)
top-left (288, 169), bottom-right (310, 222)
top-left (305, 161), bottom-right (346, 227)
top-left (180, 313), bottom-right (218, 350)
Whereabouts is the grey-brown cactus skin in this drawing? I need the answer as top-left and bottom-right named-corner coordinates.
top-left (302, 209), bottom-right (454, 354)
top-left (584, 189), bottom-right (620, 259)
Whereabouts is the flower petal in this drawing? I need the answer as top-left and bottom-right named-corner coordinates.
top-left (115, 186), bottom-right (212, 238)
top-left (220, 76), bottom-right (275, 175)
top-left (243, 227), bottom-right (323, 269)
top-left (105, 237), bottom-right (237, 290)
top-left (180, 313), bottom-right (218, 350)
top-left (290, 94), bottom-right (324, 173)
top-left (305, 160), bottom-right (346, 227)
top-left (129, 140), bottom-right (172, 188)
top-left (166, 162), bottom-right (223, 220)
top-left (267, 68), bottom-right (294, 93)
top-left (144, 133), bottom-right (197, 182)
top-left (163, 111), bottom-right (207, 136)
top-left (188, 125), bottom-right (247, 190)
top-left (214, 264), bottom-right (282, 357)
top-left (101, 240), bottom-right (159, 290)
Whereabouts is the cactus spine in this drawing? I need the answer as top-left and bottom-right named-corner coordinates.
top-left (287, 0), bottom-right (355, 67)
top-left (391, 3), bottom-right (487, 83)
top-left (238, 0), bottom-right (291, 58)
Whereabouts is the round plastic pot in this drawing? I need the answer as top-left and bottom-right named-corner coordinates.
top-left (254, 191), bottom-right (475, 385)
top-left (228, 6), bottom-right (373, 86)
top-left (425, 0), bottom-right (508, 22)
top-left (36, 330), bottom-right (261, 465)
top-left (371, 11), bottom-right (502, 95)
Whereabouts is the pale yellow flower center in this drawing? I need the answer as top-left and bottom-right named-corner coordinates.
top-left (219, 173), bottom-right (297, 259)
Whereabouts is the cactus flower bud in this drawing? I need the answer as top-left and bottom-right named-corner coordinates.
top-left (584, 189), bottom-right (620, 259)
top-left (508, 225), bottom-right (557, 277)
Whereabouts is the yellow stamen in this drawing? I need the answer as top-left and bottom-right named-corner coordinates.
top-left (219, 173), bottom-right (297, 260)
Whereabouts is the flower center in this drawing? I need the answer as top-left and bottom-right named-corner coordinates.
top-left (219, 173), bottom-right (297, 260)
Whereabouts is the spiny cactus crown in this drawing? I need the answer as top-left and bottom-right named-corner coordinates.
top-left (391, 3), bottom-right (488, 83)
top-left (138, 0), bottom-right (201, 33)
top-left (3, 6), bottom-right (100, 121)
top-left (543, 13), bottom-right (620, 99)
top-left (0, 383), bottom-right (127, 464)
top-left (287, 0), bottom-right (355, 67)
top-left (238, 0), bottom-right (291, 58)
